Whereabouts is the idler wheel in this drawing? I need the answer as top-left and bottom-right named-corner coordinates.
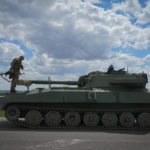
top-left (138, 113), bottom-right (150, 128)
top-left (64, 111), bottom-right (80, 127)
top-left (5, 105), bottom-right (20, 121)
top-left (25, 110), bottom-right (42, 127)
top-left (45, 111), bottom-right (61, 127)
top-left (83, 112), bottom-right (99, 127)
top-left (120, 112), bottom-right (135, 128)
top-left (102, 112), bottom-right (118, 128)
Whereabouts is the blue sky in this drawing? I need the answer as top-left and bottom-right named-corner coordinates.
top-left (0, 0), bottom-right (150, 90)
top-left (94, 0), bottom-right (148, 10)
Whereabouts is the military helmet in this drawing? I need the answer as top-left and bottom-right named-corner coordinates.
top-left (19, 56), bottom-right (24, 60)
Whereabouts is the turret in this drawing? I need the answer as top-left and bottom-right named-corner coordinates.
top-left (78, 70), bottom-right (148, 88)
top-left (30, 68), bottom-right (148, 89)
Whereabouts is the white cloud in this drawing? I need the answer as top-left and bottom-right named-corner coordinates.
top-left (112, 0), bottom-right (150, 25)
top-left (0, 0), bottom-right (150, 90)
top-left (84, 0), bottom-right (102, 3)
top-left (0, 0), bottom-right (150, 61)
top-left (135, 0), bottom-right (150, 24)
top-left (0, 43), bottom-right (150, 90)
top-left (24, 50), bottom-right (146, 76)
top-left (112, 0), bottom-right (142, 15)
top-left (144, 54), bottom-right (150, 62)
top-left (0, 42), bottom-right (24, 65)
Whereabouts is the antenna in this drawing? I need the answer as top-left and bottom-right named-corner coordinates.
top-left (127, 66), bottom-right (129, 74)
top-left (48, 76), bottom-right (51, 89)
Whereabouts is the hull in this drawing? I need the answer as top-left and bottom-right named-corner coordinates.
top-left (1, 88), bottom-right (150, 129)
top-left (2, 88), bottom-right (150, 104)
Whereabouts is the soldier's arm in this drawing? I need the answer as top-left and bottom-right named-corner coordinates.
top-left (21, 64), bottom-right (24, 70)
top-left (10, 59), bottom-right (17, 72)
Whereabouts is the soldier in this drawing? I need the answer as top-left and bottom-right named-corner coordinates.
top-left (107, 64), bottom-right (114, 74)
top-left (10, 56), bottom-right (31, 93)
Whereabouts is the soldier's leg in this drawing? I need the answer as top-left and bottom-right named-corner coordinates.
top-left (16, 79), bottom-right (32, 87)
top-left (11, 77), bottom-right (18, 93)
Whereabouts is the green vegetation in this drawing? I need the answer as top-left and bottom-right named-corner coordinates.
top-left (0, 111), bottom-right (5, 117)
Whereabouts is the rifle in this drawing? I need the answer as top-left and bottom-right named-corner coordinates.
top-left (0, 71), bottom-right (12, 82)
top-left (0, 71), bottom-right (10, 76)
top-left (0, 71), bottom-right (25, 80)
top-left (0, 71), bottom-right (15, 79)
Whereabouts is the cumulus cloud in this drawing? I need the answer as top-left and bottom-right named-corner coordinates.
top-left (0, 0), bottom-right (150, 61)
top-left (0, 43), bottom-right (150, 90)
top-left (24, 51), bottom-right (146, 77)
top-left (112, 0), bottom-right (142, 15)
top-left (0, 42), bottom-right (24, 65)
top-left (112, 0), bottom-right (150, 25)
top-left (0, 0), bottom-right (150, 90)
top-left (138, 0), bottom-right (150, 24)
top-left (144, 54), bottom-right (150, 62)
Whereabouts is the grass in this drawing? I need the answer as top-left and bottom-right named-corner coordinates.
top-left (0, 111), bottom-right (5, 118)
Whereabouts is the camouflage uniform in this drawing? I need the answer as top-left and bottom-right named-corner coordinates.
top-left (10, 57), bottom-right (32, 93)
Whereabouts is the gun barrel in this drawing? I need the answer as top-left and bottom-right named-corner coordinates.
top-left (31, 80), bottom-right (79, 85)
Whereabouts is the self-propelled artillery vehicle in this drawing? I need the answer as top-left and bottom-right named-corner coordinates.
top-left (0, 66), bottom-right (150, 129)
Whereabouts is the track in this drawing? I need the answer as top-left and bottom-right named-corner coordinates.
top-left (4, 104), bottom-right (150, 130)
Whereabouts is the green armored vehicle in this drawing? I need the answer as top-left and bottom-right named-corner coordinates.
top-left (0, 66), bottom-right (150, 129)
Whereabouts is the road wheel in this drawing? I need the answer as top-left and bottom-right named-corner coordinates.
top-left (25, 110), bottom-right (42, 127)
top-left (83, 112), bottom-right (99, 127)
top-left (102, 112), bottom-right (118, 128)
top-left (64, 111), bottom-right (80, 127)
top-left (45, 111), bottom-right (61, 127)
top-left (120, 112), bottom-right (135, 128)
top-left (138, 113), bottom-right (150, 128)
top-left (5, 105), bottom-right (20, 121)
